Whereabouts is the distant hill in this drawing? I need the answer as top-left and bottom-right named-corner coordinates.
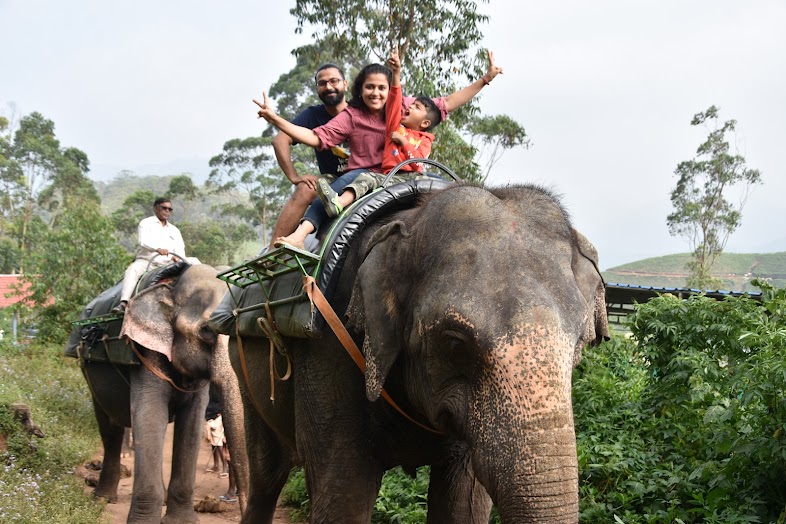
top-left (89, 157), bottom-right (211, 184)
top-left (603, 252), bottom-right (786, 292)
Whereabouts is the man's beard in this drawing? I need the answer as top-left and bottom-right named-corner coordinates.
top-left (319, 89), bottom-right (345, 107)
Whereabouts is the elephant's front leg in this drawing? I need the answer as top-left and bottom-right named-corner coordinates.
top-left (162, 386), bottom-right (209, 524)
top-left (305, 448), bottom-right (383, 523)
top-left (127, 372), bottom-right (171, 524)
top-left (427, 442), bottom-right (493, 523)
top-left (296, 372), bottom-right (383, 522)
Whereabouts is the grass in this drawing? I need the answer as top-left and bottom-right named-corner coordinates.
top-left (0, 341), bottom-right (107, 524)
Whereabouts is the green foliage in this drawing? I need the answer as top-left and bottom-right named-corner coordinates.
top-left (0, 236), bottom-right (21, 273)
top-left (0, 344), bottom-right (105, 523)
top-left (278, 0), bottom-right (524, 183)
top-left (207, 136), bottom-right (292, 246)
top-left (167, 174), bottom-right (200, 200)
top-left (372, 467), bottom-right (429, 523)
top-left (575, 286), bottom-right (786, 523)
top-left (280, 468), bottom-right (310, 521)
top-left (290, 0), bottom-right (489, 100)
top-left (0, 110), bottom-right (99, 275)
top-left (667, 106), bottom-right (763, 289)
top-left (178, 220), bottom-right (256, 266)
top-left (431, 123), bottom-right (481, 181)
top-left (281, 466), bottom-right (431, 523)
top-left (466, 114), bottom-right (530, 182)
top-left (23, 202), bottom-right (129, 343)
top-left (111, 189), bottom-right (157, 245)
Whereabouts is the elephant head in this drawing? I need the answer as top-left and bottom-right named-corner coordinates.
top-left (121, 264), bottom-right (223, 378)
top-left (348, 184), bottom-right (608, 522)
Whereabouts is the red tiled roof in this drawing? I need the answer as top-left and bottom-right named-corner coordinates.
top-left (0, 275), bottom-right (39, 308)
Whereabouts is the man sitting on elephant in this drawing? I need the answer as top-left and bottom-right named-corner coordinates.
top-left (113, 197), bottom-right (195, 314)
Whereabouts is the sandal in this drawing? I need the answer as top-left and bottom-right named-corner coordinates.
top-left (317, 178), bottom-right (344, 218)
top-left (219, 495), bottom-right (238, 503)
top-left (219, 472), bottom-right (229, 478)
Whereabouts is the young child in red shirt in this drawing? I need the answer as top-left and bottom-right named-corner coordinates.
top-left (315, 49), bottom-right (442, 217)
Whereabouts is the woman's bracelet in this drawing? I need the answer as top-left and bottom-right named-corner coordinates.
top-left (481, 75), bottom-right (491, 86)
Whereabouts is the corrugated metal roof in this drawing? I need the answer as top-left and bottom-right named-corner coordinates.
top-left (0, 275), bottom-right (36, 308)
top-left (605, 282), bottom-right (761, 313)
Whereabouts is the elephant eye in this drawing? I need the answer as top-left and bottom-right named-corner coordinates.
top-left (199, 324), bottom-right (216, 344)
top-left (441, 329), bottom-right (481, 374)
top-left (443, 329), bottom-right (469, 351)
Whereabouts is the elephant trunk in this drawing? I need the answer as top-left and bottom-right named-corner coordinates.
top-left (470, 322), bottom-right (579, 523)
top-left (211, 335), bottom-right (250, 513)
top-left (479, 418), bottom-right (579, 523)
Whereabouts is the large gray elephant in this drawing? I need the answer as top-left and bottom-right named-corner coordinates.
top-left (69, 263), bottom-right (248, 523)
top-left (228, 184), bottom-right (608, 523)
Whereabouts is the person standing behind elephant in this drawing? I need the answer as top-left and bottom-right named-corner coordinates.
top-left (254, 49), bottom-right (504, 249)
top-left (113, 197), bottom-right (191, 314)
top-left (268, 63), bottom-right (355, 250)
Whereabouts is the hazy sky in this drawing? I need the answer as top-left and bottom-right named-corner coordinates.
top-left (1, 0), bottom-right (784, 270)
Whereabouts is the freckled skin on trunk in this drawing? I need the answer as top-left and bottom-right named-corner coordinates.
top-left (462, 326), bottom-right (580, 523)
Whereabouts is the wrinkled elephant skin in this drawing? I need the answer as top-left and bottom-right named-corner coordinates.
top-left (232, 184), bottom-right (608, 523)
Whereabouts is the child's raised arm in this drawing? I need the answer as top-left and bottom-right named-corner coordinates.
top-left (253, 92), bottom-right (322, 148)
top-left (387, 48), bottom-right (401, 88)
top-left (444, 50), bottom-right (504, 113)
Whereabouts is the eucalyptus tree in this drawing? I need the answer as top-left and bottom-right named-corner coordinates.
top-left (0, 111), bottom-right (96, 272)
top-left (667, 106), bottom-right (762, 289)
top-left (273, 0), bottom-right (527, 182)
top-left (207, 136), bottom-right (293, 247)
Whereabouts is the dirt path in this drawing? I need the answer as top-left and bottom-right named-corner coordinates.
top-left (81, 423), bottom-right (292, 523)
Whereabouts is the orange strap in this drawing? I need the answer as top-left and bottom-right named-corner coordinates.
top-left (303, 276), bottom-right (444, 435)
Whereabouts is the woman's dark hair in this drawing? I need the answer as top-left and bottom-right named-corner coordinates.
top-left (348, 63), bottom-right (392, 111)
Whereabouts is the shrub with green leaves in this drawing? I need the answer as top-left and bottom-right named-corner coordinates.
top-left (575, 281), bottom-right (786, 523)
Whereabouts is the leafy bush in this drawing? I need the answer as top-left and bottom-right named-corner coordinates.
top-left (575, 282), bottom-right (786, 523)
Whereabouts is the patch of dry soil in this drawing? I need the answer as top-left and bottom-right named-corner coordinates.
top-left (78, 423), bottom-right (292, 524)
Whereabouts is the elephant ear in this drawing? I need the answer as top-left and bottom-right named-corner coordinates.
top-left (120, 283), bottom-right (175, 361)
top-left (570, 228), bottom-right (610, 356)
top-left (347, 220), bottom-right (412, 402)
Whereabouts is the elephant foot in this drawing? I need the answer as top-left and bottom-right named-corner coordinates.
top-left (92, 488), bottom-right (118, 504)
top-left (161, 512), bottom-right (199, 524)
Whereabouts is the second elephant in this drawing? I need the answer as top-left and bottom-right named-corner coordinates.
top-left (72, 263), bottom-right (248, 523)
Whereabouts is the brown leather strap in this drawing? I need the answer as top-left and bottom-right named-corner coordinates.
top-left (235, 323), bottom-right (270, 416)
top-left (129, 339), bottom-right (207, 394)
top-left (303, 276), bottom-right (444, 435)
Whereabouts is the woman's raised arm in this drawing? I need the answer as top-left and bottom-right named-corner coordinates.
top-left (253, 92), bottom-right (322, 148)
